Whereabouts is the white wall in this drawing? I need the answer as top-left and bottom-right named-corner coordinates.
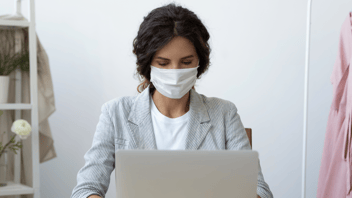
top-left (1, 0), bottom-right (351, 197)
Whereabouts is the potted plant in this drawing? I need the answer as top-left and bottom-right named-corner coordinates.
top-left (0, 110), bottom-right (32, 187)
top-left (0, 28), bottom-right (30, 103)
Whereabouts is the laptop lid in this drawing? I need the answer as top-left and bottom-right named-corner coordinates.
top-left (115, 150), bottom-right (258, 198)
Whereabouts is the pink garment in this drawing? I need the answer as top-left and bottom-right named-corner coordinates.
top-left (317, 12), bottom-right (352, 197)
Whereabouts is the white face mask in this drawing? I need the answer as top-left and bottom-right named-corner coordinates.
top-left (150, 64), bottom-right (199, 99)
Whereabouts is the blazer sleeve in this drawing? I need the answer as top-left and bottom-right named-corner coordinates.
top-left (226, 104), bottom-right (274, 198)
top-left (70, 102), bottom-right (115, 198)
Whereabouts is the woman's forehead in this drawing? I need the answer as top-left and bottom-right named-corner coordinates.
top-left (154, 37), bottom-right (197, 59)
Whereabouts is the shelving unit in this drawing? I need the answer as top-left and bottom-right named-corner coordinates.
top-left (0, 20), bottom-right (29, 27)
top-left (0, 0), bottom-right (40, 198)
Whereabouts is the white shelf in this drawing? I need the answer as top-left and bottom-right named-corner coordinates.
top-left (1, 0), bottom-right (40, 197)
top-left (0, 181), bottom-right (35, 196)
top-left (0, 19), bottom-right (30, 27)
top-left (0, 103), bottom-right (32, 110)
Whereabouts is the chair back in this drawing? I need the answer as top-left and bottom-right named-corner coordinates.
top-left (245, 128), bottom-right (252, 149)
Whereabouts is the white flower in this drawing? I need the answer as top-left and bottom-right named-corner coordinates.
top-left (11, 119), bottom-right (32, 140)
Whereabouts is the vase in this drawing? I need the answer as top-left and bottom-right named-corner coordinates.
top-left (0, 149), bottom-right (8, 187)
top-left (0, 75), bottom-right (10, 103)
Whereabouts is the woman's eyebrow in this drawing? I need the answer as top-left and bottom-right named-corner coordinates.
top-left (156, 55), bottom-right (194, 60)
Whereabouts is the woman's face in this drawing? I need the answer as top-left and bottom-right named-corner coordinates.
top-left (151, 36), bottom-right (199, 69)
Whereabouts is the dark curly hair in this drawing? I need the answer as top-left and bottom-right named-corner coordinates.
top-left (132, 2), bottom-right (212, 94)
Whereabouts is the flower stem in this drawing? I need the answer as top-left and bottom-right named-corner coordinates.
top-left (0, 134), bottom-right (17, 158)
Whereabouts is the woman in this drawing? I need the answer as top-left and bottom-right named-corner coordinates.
top-left (71, 2), bottom-right (273, 198)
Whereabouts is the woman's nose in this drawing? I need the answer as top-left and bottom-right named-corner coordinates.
top-left (169, 63), bottom-right (182, 69)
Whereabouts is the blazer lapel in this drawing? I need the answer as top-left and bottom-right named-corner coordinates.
top-left (127, 85), bottom-right (211, 150)
top-left (127, 85), bottom-right (157, 150)
top-left (184, 88), bottom-right (211, 150)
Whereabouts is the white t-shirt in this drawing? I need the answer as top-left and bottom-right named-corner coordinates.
top-left (150, 95), bottom-right (189, 150)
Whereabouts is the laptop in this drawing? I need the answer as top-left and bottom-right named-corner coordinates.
top-left (115, 150), bottom-right (258, 198)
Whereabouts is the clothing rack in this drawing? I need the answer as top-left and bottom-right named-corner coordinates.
top-left (302, 2), bottom-right (352, 198)
top-left (0, 0), bottom-right (40, 198)
top-left (302, 1), bottom-right (312, 197)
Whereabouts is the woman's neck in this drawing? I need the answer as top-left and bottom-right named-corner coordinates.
top-left (151, 89), bottom-right (190, 118)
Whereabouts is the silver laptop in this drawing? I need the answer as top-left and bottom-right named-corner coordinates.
top-left (115, 150), bottom-right (258, 198)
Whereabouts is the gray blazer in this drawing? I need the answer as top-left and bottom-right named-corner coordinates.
top-left (70, 85), bottom-right (274, 198)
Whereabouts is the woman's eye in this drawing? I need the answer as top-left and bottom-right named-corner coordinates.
top-left (158, 61), bottom-right (192, 66)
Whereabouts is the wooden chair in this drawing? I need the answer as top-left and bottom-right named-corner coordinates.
top-left (245, 128), bottom-right (252, 149)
